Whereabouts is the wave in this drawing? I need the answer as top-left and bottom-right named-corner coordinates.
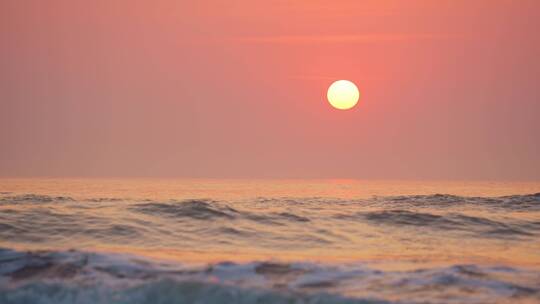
top-left (371, 193), bottom-right (540, 210)
top-left (1, 192), bottom-right (539, 209)
top-left (131, 200), bottom-right (240, 220)
top-left (0, 194), bottom-right (131, 205)
top-left (0, 248), bottom-right (538, 304)
top-left (1, 193), bottom-right (539, 245)
top-left (0, 194), bottom-right (74, 204)
top-left (359, 210), bottom-right (537, 237)
top-left (0, 280), bottom-right (388, 304)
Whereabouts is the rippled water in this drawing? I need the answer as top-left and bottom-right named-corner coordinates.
top-left (0, 179), bottom-right (539, 303)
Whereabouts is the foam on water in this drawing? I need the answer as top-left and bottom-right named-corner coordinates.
top-left (0, 248), bottom-right (539, 304)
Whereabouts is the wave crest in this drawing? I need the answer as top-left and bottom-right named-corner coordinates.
top-left (361, 209), bottom-right (536, 237)
top-left (1, 248), bottom-right (539, 304)
top-left (131, 200), bottom-right (239, 220)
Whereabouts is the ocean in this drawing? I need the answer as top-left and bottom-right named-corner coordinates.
top-left (0, 179), bottom-right (539, 303)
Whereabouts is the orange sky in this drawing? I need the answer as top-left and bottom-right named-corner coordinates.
top-left (1, 0), bottom-right (539, 180)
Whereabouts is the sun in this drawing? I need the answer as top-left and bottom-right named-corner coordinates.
top-left (327, 80), bottom-right (360, 110)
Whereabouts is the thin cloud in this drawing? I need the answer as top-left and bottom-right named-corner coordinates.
top-left (288, 75), bottom-right (338, 80)
top-left (234, 34), bottom-right (443, 44)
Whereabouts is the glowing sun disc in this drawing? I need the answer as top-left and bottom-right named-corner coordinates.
top-left (327, 80), bottom-right (360, 110)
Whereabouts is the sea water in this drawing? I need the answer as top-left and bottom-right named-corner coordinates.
top-left (0, 179), bottom-right (539, 303)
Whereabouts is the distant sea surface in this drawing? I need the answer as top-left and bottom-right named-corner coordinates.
top-left (1, 179), bottom-right (539, 303)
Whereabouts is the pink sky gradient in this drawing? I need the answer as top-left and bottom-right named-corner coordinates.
top-left (1, 0), bottom-right (539, 180)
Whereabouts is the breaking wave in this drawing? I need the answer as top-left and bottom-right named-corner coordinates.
top-left (0, 248), bottom-right (539, 304)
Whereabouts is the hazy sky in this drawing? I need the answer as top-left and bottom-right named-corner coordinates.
top-left (1, 0), bottom-right (539, 180)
